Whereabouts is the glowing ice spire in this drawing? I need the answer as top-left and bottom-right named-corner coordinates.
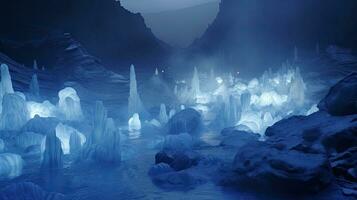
top-left (191, 67), bottom-right (200, 98)
top-left (29, 74), bottom-right (40, 98)
top-left (159, 103), bottom-right (168, 124)
top-left (155, 68), bottom-right (159, 76)
top-left (33, 60), bottom-right (38, 70)
top-left (1, 64), bottom-right (14, 95)
top-left (128, 64), bottom-right (144, 117)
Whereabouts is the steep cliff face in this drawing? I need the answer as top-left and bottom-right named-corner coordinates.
top-left (0, 0), bottom-right (170, 70)
top-left (190, 0), bottom-right (357, 73)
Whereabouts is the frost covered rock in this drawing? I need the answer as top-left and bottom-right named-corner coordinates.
top-left (232, 142), bottom-right (331, 192)
top-left (0, 93), bottom-right (29, 131)
top-left (22, 115), bottom-right (59, 135)
top-left (167, 108), bottom-right (202, 136)
top-left (41, 131), bottom-right (63, 169)
top-left (318, 73), bottom-right (357, 116)
top-left (148, 163), bottom-right (174, 176)
top-left (162, 133), bottom-right (193, 153)
top-left (0, 153), bottom-right (23, 179)
top-left (220, 128), bottom-right (259, 148)
top-left (229, 110), bottom-right (357, 193)
top-left (58, 87), bottom-right (83, 121)
top-left (0, 182), bottom-right (65, 200)
top-left (15, 132), bottom-right (44, 149)
top-left (128, 113), bottom-right (141, 132)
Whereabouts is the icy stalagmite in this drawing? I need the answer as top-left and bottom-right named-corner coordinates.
top-left (159, 103), bottom-right (168, 124)
top-left (29, 74), bottom-right (40, 99)
top-left (191, 67), bottom-right (200, 98)
top-left (0, 94), bottom-right (29, 131)
top-left (128, 64), bottom-right (145, 117)
top-left (41, 131), bottom-right (63, 169)
top-left (1, 64), bottom-right (14, 95)
top-left (92, 101), bottom-right (108, 144)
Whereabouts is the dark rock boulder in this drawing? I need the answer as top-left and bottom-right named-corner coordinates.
top-left (220, 127), bottom-right (260, 148)
top-left (233, 142), bottom-right (332, 193)
top-left (167, 108), bottom-right (203, 136)
top-left (318, 73), bottom-right (357, 116)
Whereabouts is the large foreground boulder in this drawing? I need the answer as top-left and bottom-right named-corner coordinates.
top-left (229, 111), bottom-right (356, 193)
top-left (318, 73), bottom-right (357, 116)
top-left (167, 108), bottom-right (203, 136)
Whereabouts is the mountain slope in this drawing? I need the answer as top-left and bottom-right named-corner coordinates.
top-left (0, 0), bottom-right (170, 70)
top-left (143, 2), bottom-right (220, 47)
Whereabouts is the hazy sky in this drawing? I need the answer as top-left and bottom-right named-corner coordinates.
top-left (121, 0), bottom-right (219, 13)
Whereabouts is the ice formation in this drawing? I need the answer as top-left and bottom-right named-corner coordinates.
top-left (159, 104), bottom-right (169, 124)
top-left (0, 64), bottom-right (14, 95)
top-left (0, 139), bottom-right (4, 153)
top-left (99, 118), bottom-right (121, 163)
top-left (27, 100), bottom-right (57, 118)
top-left (29, 74), bottom-right (40, 99)
top-left (33, 60), bottom-right (38, 70)
top-left (91, 101), bottom-right (108, 144)
top-left (191, 67), bottom-right (200, 98)
top-left (55, 123), bottom-right (86, 155)
top-left (128, 113), bottom-right (141, 132)
top-left (41, 131), bottom-right (63, 169)
top-left (0, 153), bottom-right (23, 179)
top-left (169, 109), bottom-right (176, 119)
top-left (58, 87), bottom-right (83, 121)
top-left (15, 132), bottom-right (44, 149)
top-left (69, 131), bottom-right (82, 154)
top-left (0, 93), bottom-right (30, 131)
top-left (128, 64), bottom-right (145, 117)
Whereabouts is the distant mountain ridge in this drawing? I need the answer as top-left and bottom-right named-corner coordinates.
top-left (143, 2), bottom-right (220, 47)
top-left (0, 0), bottom-right (170, 70)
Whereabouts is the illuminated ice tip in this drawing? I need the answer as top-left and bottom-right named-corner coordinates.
top-left (128, 113), bottom-right (141, 132)
top-left (58, 87), bottom-right (83, 121)
top-left (29, 74), bottom-right (40, 98)
top-left (216, 77), bottom-right (223, 84)
top-left (0, 63), bottom-right (14, 95)
top-left (128, 64), bottom-right (144, 117)
top-left (191, 67), bottom-right (200, 98)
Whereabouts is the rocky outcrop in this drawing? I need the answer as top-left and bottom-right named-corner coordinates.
top-left (0, 0), bottom-right (169, 69)
top-left (318, 73), bottom-right (357, 116)
top-left (227, 74), bottom-right (357, 195)
top-left (167, 108), bottom-right (203, 136)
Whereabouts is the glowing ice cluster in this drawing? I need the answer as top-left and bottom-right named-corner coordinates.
top-left (175, 65), bottom-right (316, 136)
